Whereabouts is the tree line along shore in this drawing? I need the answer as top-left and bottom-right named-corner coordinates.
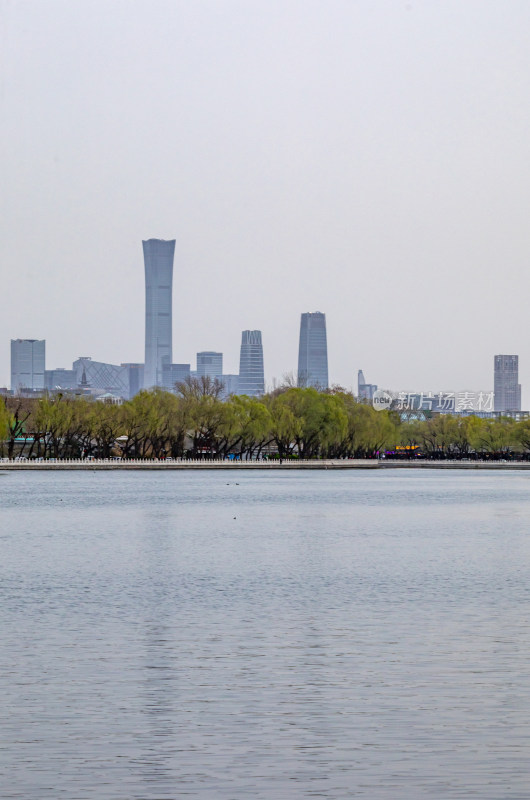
top-left (1, 378), bottom-right (530, 461)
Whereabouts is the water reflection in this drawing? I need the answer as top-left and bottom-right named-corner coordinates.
top-left (1, 470), bottom-right (530, 798)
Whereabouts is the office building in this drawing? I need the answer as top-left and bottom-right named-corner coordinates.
top-left (121, 363), bottom-right (144, 399)
top-left (197, 351), bottom-right (223, 379)
top-left (219, 374), bottom-right (240, 398)
top-left (358, 370), bottom-right (378, 401)
top-left (11, 339), bottom-right (45, 391)
top-left (162, 363), bottom-right (191, 391)
top-left (143, 239), bottom-right (175, 388)
top-left (297, 312), bottom-right (328, 389)
top-left (44, 368), bottom-right (77, 391)
top-left (73, 357), bottom-right (130, 398)
top-left (494, 354), bottom-right (521, 412)
top-left (238, 330), bottom-right (265, 396)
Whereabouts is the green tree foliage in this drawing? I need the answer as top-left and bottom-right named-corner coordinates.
top-left (467, 416), bottom-right (517, 456)
top-left (0, 397), bottom-right (11, 445)
top-left (4, 386), bottom-right (530, 460)
top-left (516, 418), bottom-right (530, 453)
top-left (3, 397), bottom-right (31, 458)
top-left (267, 394), bottom-right (301, 457)
top-left (177, 376), bottom-right (225, 457)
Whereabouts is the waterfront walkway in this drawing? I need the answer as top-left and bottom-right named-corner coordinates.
top-left (2, 458), bottom-right (530, 470)
top-left (0, 458), bottom-right (377, 470)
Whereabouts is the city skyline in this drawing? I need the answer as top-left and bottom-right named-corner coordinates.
top-left (3, 8), bottom-right (530, 799)
top-left (7, 320), bottom-right (525, 405)
top-left (6, 236), bottom-right (275, 397)
top-left (2, 3), bottom-right (530, 401)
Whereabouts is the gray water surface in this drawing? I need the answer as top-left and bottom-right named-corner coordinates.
top-left (1, 469), bottom-right (530, 798)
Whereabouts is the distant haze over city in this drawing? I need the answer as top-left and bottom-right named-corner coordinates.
top-left (2, 2), bottom-right (530, 402)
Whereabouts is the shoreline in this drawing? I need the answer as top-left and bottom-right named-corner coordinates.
top-left (1, 459), bottom-right (530, 470)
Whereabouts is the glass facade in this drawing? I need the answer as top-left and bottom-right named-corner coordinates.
top-left (162, 363), bottom-right (191, 391)
top-left (73, 357), bottom-right (130, 398)
top-left (11, 339), bottom-right (45, 390)
top-left (297, 312), bottom-right (328, 389)
top-left (358, 369), bottom-right (377, 401)
top-left (238, 330), bottom-right (265, 396)
top-left (143, 239), bottom-right (175, 388)
top-left (197, 352), bottom-right (223, 379)
top-left (44, 368), bottom-right (77, 391)
top-left (219, 374), bottom-right (240, 398)
top-left (121, 363), bottom-right (145, 399)
top-left (494, 354), bottom-right (521, 412)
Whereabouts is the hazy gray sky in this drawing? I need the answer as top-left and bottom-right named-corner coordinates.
top-left (2, 1), bottom-right (530, 399)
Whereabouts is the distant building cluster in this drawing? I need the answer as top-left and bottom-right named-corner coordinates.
top-left (357, 370), bottom-right (378, 402)
top-left (141, 239), bottom-right (269, 398)
top-left (358, 355), bottom-right (523, 418)
top-left (7, 239), bottom-right (522, 413)
top-left (7, 238), bottom-right (329, 401)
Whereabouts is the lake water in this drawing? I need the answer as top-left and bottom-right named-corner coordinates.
top-left (1, 469), bottom-right (530, 798)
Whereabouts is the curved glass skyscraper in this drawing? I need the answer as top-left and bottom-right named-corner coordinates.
top-left (238, 330), bottom-right (265, 396)
top-left (297, 312), bottom-right (328, 389)
top-left (143, 239), bottom-right (175, 388)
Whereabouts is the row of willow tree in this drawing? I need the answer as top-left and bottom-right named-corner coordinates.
top-left (2, 377), bottom-right (530, 460)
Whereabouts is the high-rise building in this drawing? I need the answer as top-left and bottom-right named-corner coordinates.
top-left (238, 330), bottom-right (265, 396)
top-left (220, 374), bottom-right (240, 398)
top-left (197, 351), bottom-right (223, 379)
top-left (358, 369), bottom-right (377, 401)
top-left (121, 363), bottom-right (145, 399)
top-left (494, 355), bottom-right (521, 412)
top-left (297, 312), bottom-right (328, 389)
top-left (11, 339), bottom-right (45, 391)
top-left (143, 239), bottom-right (175, 389)
top-left (162, 363), bottom-right (191, 391)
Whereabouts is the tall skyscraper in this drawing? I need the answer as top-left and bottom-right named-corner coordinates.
top-left (494, 354), bottom-right (521, 412)
top-left (143, 239), bottom-right (175, 389)
top-left (297, 312), bottom-right (328, 389)
top-left (197, 351), bottom-right (223, 379)
top-left (238, 330), bottom-right (265, 396)
top-left (358, 369), bottom-right (377, 401)
top-left (11, 339), bottom-right (45, 391)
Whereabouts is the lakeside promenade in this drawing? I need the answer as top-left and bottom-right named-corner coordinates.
top-left (2, 458), bottom-right (530, 470)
